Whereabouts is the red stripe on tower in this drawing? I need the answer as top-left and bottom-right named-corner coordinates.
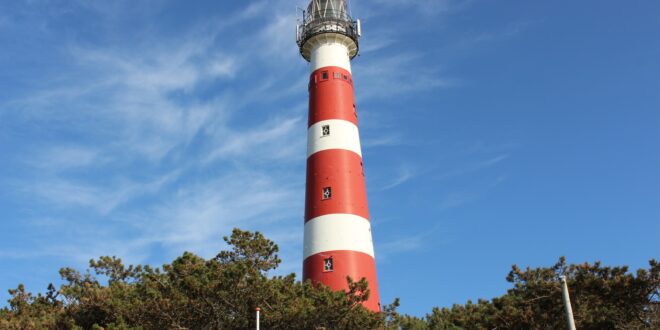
top-left (296, 0), bottom-right (380, 312)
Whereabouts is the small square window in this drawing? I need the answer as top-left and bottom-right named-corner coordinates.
top-left (343, 75), bottom-right (348, 80)
top-left (322, 71), bottom-right (329, 80)
top-left (322, 125), bottom-right (330, 136)
top-left (322, 187), bottom-right (332, 200)
top-left (333, 72), bottom-right (341, 79)
top-left (323, 257), bottom-right (333, 272)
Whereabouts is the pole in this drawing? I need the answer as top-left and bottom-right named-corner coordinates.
top-left (560, 276), bottom-right (577, 330)
top-left (255, 307), bottom-right (260, 330)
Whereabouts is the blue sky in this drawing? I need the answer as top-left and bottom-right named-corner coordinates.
top-left (1, 0), bottom-right (659, 316)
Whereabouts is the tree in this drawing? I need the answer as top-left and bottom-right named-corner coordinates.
top-left (417, 257), bottom-right (659, 330)
top-left (2, 229), bottom-right (658, 330)
top-left (1, 229), bottom-right (383, 329)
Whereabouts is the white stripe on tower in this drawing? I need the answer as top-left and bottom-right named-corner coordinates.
top-left (303, 214), bottom-right (374, 259)
top-left (307, 119), bottom-right (362, 157)
top-left (310, 41), bottom-right (352, 72)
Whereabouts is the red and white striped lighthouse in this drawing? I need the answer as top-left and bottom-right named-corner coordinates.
top-left (297, 0), bottom-right (380, 311)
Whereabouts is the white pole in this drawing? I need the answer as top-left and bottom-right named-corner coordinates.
top-left (560, 276), bottom-right (577, 330)
top-left (256, 307), bottom-right (260, 330)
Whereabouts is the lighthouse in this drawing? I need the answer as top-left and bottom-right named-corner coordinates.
top-left (297, 0), bottom-right (380, 311)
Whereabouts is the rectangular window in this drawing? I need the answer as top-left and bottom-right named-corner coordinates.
top-left (343, 74), bottom-right (348, 80)
top-left (323, 257), bottom-right (333, 272)
top-left (322, 187), bottom-right (332, 200)
top-left (322, 125), bottom-right (330, 136)
top-left (322, 71), bottom-right (329, 80)
top-left (333, 72), bottom-right (341, 79)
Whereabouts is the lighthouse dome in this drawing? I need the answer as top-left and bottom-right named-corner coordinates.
top-left (297, 0), bottom-right (360, 61)
top-left (307, 0), bottom-right (350, 21)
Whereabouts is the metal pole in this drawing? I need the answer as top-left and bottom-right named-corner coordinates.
top-left (256, 307), bottom-right (260, 330)
top-left (560, 276), bottom-right (577, 330)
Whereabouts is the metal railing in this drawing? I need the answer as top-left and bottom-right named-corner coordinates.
top-left (297, 12), bottom-right (359, 50)
top-left (297, 18), bottom-right (358, 45)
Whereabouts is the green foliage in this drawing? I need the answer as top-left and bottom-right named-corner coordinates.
top-left (1, 229), bottom-right (382, 329)
top-left (2, 229), bottom-right (658, 330)
top-left (411, 257), bottom-right (659, 330)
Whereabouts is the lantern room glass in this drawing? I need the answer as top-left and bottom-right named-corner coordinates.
top-left (307, 0), bottom-right (350, 21)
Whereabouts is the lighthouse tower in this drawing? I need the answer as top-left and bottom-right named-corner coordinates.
top-left (297, 0), bottom-right (380, 311)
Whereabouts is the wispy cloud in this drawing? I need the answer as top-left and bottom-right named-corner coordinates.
top-left (204, 116), bottom-right (305, 165)
top-left (470, 21), bottom-right (533, 44)
top-left (362, 134), bottom-right (403, 148)
top-left (438, 191), bottom-right (474, 210)
top-left (381, 165), bottom-right (415, 190)
top-left (143, 171), bottom-right (300, 258)
top-left (26, 146), bottom-right (101, 171)
top-left (438, 175), bottom-right (507, 210)
top-left (22, 170), bottom-right (180, 216)
top-left (355, 52), bottom-right (459, 100)
top-left (376, 234), bottom-right (424, 261)
top-left (359, 0), bottom-right (472, 17)
top-left (0, 1), bottom-right (309, 269)
top-left (0, 0), bottom-right (493, 282)
top-left (436, 153), bottom-right (510, 181)
top-left (359, 33), bottom-right (396, 54)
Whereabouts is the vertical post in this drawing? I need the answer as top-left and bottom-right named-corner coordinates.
top-left (560, 276), bottom-right (577, 330)
top-left (255, 307), bottom-right (260, 330)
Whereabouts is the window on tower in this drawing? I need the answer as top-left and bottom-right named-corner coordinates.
top-left (322, 187), bottom-right (332, 200)
top-left (334, 72), bottom-right (341, 79)
top-left (322, 71), bottom-right (329, 80)
top-left (322, 125), bottom-right (330, 136)
top-left (323, 257), bottom-right (334, 272)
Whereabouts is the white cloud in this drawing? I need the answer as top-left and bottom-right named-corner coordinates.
top-left (27, 146), bottom-right (100, 171)
top-left (257, 13), bottom-right (300, 62)
top-left (205, 116), bottom-right (304, 164)
top-left (0, 0), bottom-right (479, 277)
top-left (361, 135), bottom-right (402, 148)
top-left (438, 175), bottom-right (507, 210)
top-left (144, 171), bottom-right (300, 258)
top-left (381, 165), bottom-right (414, 190)
top-left (376, 233), bottom-right (425, 261)
top-left (436, 153), bottom-right (510, 181)
top-left (358, 0), bottom-right (472, 17)
top-left (355, 52), bottom-right (459, 100)
top-left (0, 1), bottom-right (309, 268)
top-left (438, 191), bottom-right (474, 210)
top-left (24, 170), bottom-right (180, 216)
top-left (471, 21), bottom-right (532, 44)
